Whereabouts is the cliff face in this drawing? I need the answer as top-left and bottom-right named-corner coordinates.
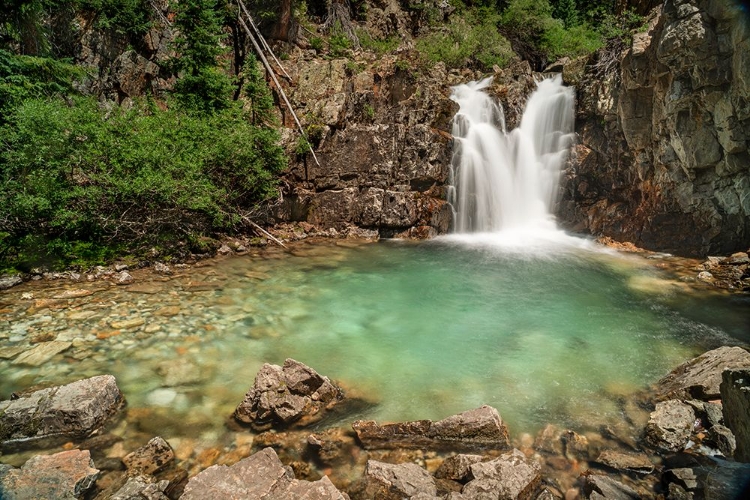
top-left (560, 0), bottom-right (750, 256)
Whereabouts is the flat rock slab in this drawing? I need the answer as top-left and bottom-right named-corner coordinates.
top-left (234, 358), bottom-right (344, 429)
top-left (364, 460), bottom-right (437, 500)
top-left (645, 400), bottom-right (695, 452)
top-left (0, 375), bottom-right (125, 450)
top-left (0, 449), bottom-right (99, 499)
top-left (181, 447), bottom-right (348, 499)
top-left (653, 346), bottom-right (750, 401)
top-left (12, 341), bottom-right (71, 366)
top-left (460, 449), bottom-right (541, 500)
top-left (595, 450), bottom-right (654, 474)
top-left (353, 405), bottom-right (511, 451)
top-left (583, 474), bottom-right (639, 500)
top-left (720, 369), bottom-right (750, 461)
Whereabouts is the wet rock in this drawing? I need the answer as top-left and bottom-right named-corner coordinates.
top-left (0, 375), bottom-right (125, 449)
top-left (720, 369), bottom-right (750, 461)
top-left (110, 475), bottom-right (169, 500)
top-left (0, 275), bottom-right (22, 289)
top-left (181, 447), bottom-right (347, 499)
top-left (109, 318), bottom-right (145, 330)
top-left (461, 449), bottom-right (541, 500)
top-left (596, 450), bottom-right (654, 474)
top-left (217, 244), bottom-right (233, 255)
top-left (653, 347), bottom-right (750, 401)
top-left (0, 449), bottom-right (99, 499)
top-left (645, 400), bottom-right (695, 452)
top-left (707, 425), bottom-right (736, 458)
top-left (153, 262), bottom-right (171, 275)
top-left (583, 474), bottom-right (639, 499)
top-left (155, 358), bottom-right (205, 387)
top-left (534, 424), bottom-right (564, 455)
top-left (122, 436), bottom-right (174, 475)
top-left (11, 340), bottom-right (72, 366)
top-left (234, 358), bottom-right (344, 429)
top-left (53, 289), bottom-right (94, 299)
top-left (664, 460), bottom-right (750, 500)
top-left (116, 271), bottom-right (134, 285)
top-left (435, 454), bottom-right (484, 482)
top-left (363, 460), bottom-right (437, 499)
top-left (307, 428), bottom-right (356, 463)
top-left (353, 405), bottom-right (511, 451)
top-left (561, 430), bottom-right (590, 460)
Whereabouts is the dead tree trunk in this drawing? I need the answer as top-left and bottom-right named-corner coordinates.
top-left (322, 0), bottom-right (359, 48)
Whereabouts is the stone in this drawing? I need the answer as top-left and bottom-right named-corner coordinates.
top-left (0, 275), bottom-right (22, 289)
top-left (122, 436), bottom-right (175, 474)
top-left (116, 271), bottom-right (134, 285)
top-left (353, 405), bottom-right (511, 451)
top-left (434, 454), bottom-right (484, 482)
top-left (0, 375), bottom-right (125, 449)
top-left (153, 262), bottom-right (171, 275)
top-left (645, 400), bottom-right (695, 452)
top-left (707, 424), bottom-right (736, 458)
top-left (217, 244), bottom-right (233, 255)
top-left (0, 449), bottom-right (99, 499)
top-left (720, 369), bottom-right (750, 461)
top-left (155, 358), bottom-right (205, 387)
top-left (110, 318), bottom-right (145, 330)
top-left (110, 475), bottom-right (170, 500)
top-left (12, 341), bottom-right (72, 366)
top-left (181, 447), bottom-right (347, 499)
top-left (582, 474), bottom-right (639, 500)
top-left (234, 358), bottom-right (344, 429)
top-left (363, 460), bottom-right (437, 500)
top-left (596, 450), bottom-right (654, 474)
top-left (653, 347), bottom-right (750, 401)
top-left (461, 449), bottom-right (541, 500)
top-left (53, 289), bottom-right (94, 299)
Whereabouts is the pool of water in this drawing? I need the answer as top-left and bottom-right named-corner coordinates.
top-left (1, 234), bottom-right (748, 445)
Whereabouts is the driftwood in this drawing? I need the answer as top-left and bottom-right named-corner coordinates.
top-left (240, 214), bottom-right (288, 249)
top-left (235, 0), bottom-right (321, 167)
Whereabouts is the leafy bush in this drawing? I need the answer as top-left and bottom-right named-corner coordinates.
top-left (0, 97), bottom-right (286, 268)
top-left (358, 30), bottom-right (400, 55)
top-left (328, 21), bottom-right (352, 57)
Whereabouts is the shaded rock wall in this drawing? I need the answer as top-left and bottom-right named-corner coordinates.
top-left (560, 0), bottom-right (750, 256)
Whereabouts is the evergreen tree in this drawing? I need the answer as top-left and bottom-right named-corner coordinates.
top-left (551, 0), bottom-right (579, 28)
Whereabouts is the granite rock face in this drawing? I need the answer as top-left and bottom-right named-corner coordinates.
top-left (234, 358), bottom-right (344, 429)
top-left (561, 0), bottom-right (750, 256)
top-left (352, 405), bottom-right (511, 451)
top-left (0, 375), bottom-right (125, 450)
top-left (0, 450), bottom-right (99, 499)
top-left (180, 447), bottom-right (348, 500)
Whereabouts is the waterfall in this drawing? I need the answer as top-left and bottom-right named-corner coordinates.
top-left (448, 75), bottom-right (575, 234)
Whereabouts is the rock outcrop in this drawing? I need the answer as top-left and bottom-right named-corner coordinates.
top-left (0, 450), bottom-right (99, 499)
top-left (352, 405), bottom-right (511, 451)
top-left (363, 460), bottom-right (438, 499)
top-left (0, 375), bottom-right (125, 450)
top-left (458, 449), bottom-right (541, 500)
top-left (645, 400), bottom-right (695, 452)
top-left (720, 369), bottom-right (750, 461)
top-left (561, 0), bottom-right (750, 256)
top-left (180, 447), bottom-right (348, 499)
top-left (234, 358), bottom-right (344, 430)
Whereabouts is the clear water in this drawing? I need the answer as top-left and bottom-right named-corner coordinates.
top-left (4, 237), bottom-right (746, 445)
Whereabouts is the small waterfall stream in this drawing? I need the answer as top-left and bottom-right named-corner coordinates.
top-left (448, 75), bottom-right (575, 234)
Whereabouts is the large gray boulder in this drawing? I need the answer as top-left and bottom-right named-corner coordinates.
top-left (234, 359), bottom-right (344, 429)
top-left (180, 447), bottom-right (348, 499)
top-left (653, 347), bottom-right (750, 401)
top-left (460, 449), bottom-right (541, 500)
top-left (0, 449), bottom-right (99, 499)
top-left (352, 405), bottom-right (511, 451)
top-left (645, 400), bottom-right (695, 452)
top-left (720, 369), bottom-right (750, 462)
top-left (363, 460), bottom-right (437, 500)
top-left (0, 375), bottom-right (125, 450)
top-left (582, 474), bottom-right (639, 500)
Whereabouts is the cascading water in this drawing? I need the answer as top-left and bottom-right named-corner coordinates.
top-left (448, 75), bottom-right (575, 234)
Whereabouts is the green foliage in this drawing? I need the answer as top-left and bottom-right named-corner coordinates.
top-left (0, 97), bottom-right (286, 269)
top-left (309, 36), bottom-right (324, 52)
top-left (551, 0), bottom-right (578, 28)
top-left (78, 0), bottom-right (152, 36)
top-left (358, 30), bottom-right (400, 55)
top-left (540, 21), bottom-right (602, 59)
top-left (416, 9), bottom-right (514, 70)
top-left (328, 21), bottom-right (352, 58)
top-left (172, 68), bottom-right (234, 113)
top-left (241, 53), bottom-right (275, 124)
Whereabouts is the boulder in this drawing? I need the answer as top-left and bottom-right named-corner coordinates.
top-left (596, 450), bottom-right (654, 475)
top-left (461, 449), bottom-right (541, 500)
top-left (0, 375), bottom-right (125, 450)
top-left (645, 400), bottom-right (695, 452)
top-left (434, 454), bottom-right (485, 482)
top-left (363, 460), bottom-right (437, 500)
top-left (664, 460), bottom-right (750, 500)
top-left (110, 475), bottom-right (170, 500)
top-left (353, 405), bottom-right (511, 451)
top-left (234, 359), bottom-right (344, 429)
top-left (180, 447), bottom-right (348, 500)
top-left (720, 369), bottom-right (750, 461)
top-left (0, 449), bottom-right (99, 499)
top-left (653, 347), bottom-right (750, 401)
top-left (0, 275), bottom-right (22, 289)
top-left (582, 474), bottom-right (639, 500)
top-left (122, 436), bottom-right (174, 475)
top-left (707, 424), bottom-right (736, 458)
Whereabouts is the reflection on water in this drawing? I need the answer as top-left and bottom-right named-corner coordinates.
top-left (1, 237), bottom-right (748, 447)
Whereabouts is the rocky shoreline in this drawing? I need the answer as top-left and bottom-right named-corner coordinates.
top-left (1, 349), bottom-right (749, 499)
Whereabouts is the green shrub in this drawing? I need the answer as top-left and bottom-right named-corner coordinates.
top-left (358, 30), bottom-right (400, 55)
top-left (310, 36), bottom-right (324, 52)
top-left (329, 21), bottom-right (352, 57)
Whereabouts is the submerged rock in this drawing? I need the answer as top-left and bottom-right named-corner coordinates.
top-left (352, 405), bottom-right (511, 451)
top-left (653, 346), bottom-right (750, 401)
top-left (110, 475), bottom-right (170, 500)
top-left (0, 449), bottom-right (99, 499)
top-left (0, 375), bottom-right (125, 450)
top-left (122, 436), bottom-right (174, 475)
top-left (645, 400), bottom-right (695, 452)
top-left (720, 369), bottom-right (750, 462)
top-left (234, 358), bottom-right (344, 429)
top-left (180, 447), bottom-right (347, 499)
top-left (363, 460), bottom-right (437, 500)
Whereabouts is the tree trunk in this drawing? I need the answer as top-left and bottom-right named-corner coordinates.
top-left (272, 0), bottom-right (293, 41)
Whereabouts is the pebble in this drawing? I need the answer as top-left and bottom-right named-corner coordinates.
top-left (147, 388), bottom-right (178, 406)
top-left (110, 318), bottom-right (145, 330)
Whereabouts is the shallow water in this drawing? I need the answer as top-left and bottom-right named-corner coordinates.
top-left (1, 236), bottom-right (748, 448)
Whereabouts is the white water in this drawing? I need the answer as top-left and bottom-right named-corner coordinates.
top-left (448, 75), bottom-right (575, 237)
